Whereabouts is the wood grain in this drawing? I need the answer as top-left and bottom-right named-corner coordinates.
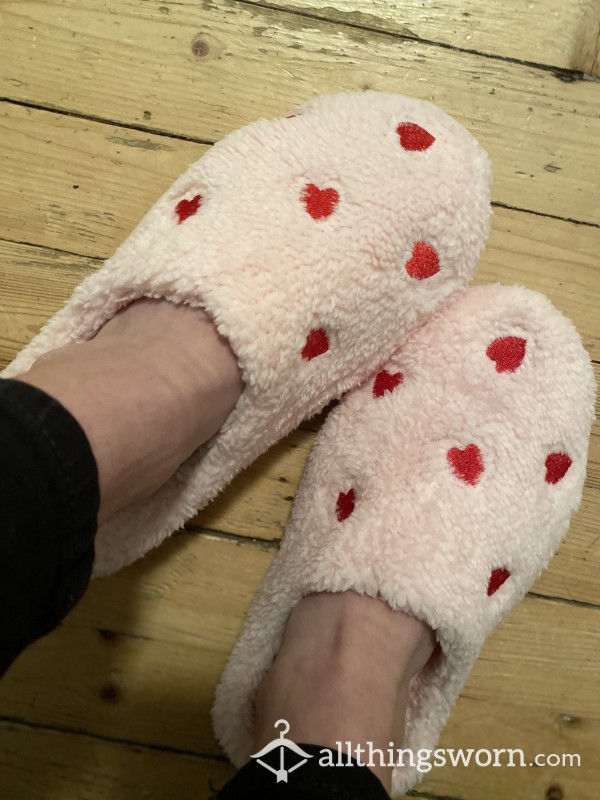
top-left (1, 534), bottom-right (598, 800)
top-left (241, 0), bottom-right (600, 75)
top-left (1, 0), bottom-right (599, 222)
top-left (0, 720), bottom-right (235, 800)
top-left (0, 104), bottom-right (207, 259)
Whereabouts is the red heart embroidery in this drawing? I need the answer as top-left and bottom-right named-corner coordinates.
top-left (373, 370), bottom-right (404, 398)
top-left (487, 567), bottom-right (511, 596)
top-left (302, 183), bottom-right (339, 220)
top-left (396, 122), bottom-right (436, 151)
top-left (301, 328), bottom-right (329, 361)
top-left (405, 242), bottom-right (439, 280)
top-left (486, 336), bottom-right (527, 373)
top-left (545, 452), bottom-right (572, 484)
top-left (336, 488), bottom-right (356, 522)
top-left (175, 194), bottom-right (202, 223)
top-left (447, 444), bottom-right (484, 485)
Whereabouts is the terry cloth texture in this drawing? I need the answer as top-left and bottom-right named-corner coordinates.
top-left (212, 284), bottom-right (596, 797)
top-left (2, 92), bottom-right (491, 576)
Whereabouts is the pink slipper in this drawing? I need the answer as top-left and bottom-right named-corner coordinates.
top-left (212, 284), bottom-right (595, 796)
top-left (2, 92), bottom-right (490, 576)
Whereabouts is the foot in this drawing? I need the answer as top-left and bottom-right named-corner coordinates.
top-left (18, 298), bottom-right (243, 523)
top-left (253, 591), bottom-right (436, 793)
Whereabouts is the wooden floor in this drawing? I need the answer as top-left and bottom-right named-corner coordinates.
top-left (1, 1), bottom-right (599, 798)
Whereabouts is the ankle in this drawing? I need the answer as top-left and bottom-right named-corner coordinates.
top-left (253, 592), bottom-right (436, 792)
top-left (269, 592), bottom-right (433, 684)
top-left (18, 299), bottom-right (243, 523)
top-left (94, 298), bottom-right (244, 413)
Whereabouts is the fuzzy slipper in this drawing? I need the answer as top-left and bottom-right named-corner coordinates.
top-left (212, 284), bottom-right (595, 796)
top-left (2, 92), bottom-right (490, 576)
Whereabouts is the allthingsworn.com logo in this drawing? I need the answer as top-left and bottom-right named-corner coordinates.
top-left (251, 720), bottom-right (581, 782)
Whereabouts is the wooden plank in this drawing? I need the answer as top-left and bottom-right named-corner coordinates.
top-left (1, 1), bottom-right (599, 222)
top-left (0, 534), bottom-right (598, 800)
top-left (0, 107), bottom-right (599, 343)
top-left (476, 208), bottom-right (600, 362)
top-left (0, 105), bottom-right (206, 259)
top-left (0, 720), bottom-right (235, 800)
top-left (0, 722), bottom-right (419, 800)
top-left (0, 237), bottom-right (599, 606)
top-left (431, 597), bottom-right (600, 800)
top-left (0, 536), bottom-right (274, 756)
top-left (242, 0), bottom-right (600, 76)
top-left (0, 242), bottom-right (97, 359)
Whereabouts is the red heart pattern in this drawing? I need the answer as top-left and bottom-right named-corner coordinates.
top-left (175, 194), bottom-right (202, 223)
top-left (396, 122), bottom-right (436, 151)
top-left (301, 328), bottom-right (329, 361)
top-left (447, 444), bottom-right (485, 485)
top-left (405, 242), bottom-right (440, 280)
top-left (487, 567), bottom-right (511, 596)
top-left (486, 336), bottom-right (526, 373)
top-left (336, 488), bottom-right (356, 522)
top-left (373, 370), bottom-right (404, 398)
top-left (301, 183), bottom-right (340, 220)
top-left (545, 452), bottom-right (572, 484)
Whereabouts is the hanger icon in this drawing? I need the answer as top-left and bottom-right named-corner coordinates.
top-left (251, 719), bottom-right (313, 782)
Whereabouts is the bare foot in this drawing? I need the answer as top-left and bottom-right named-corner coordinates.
top-left (18, 299), bottom-right (243, 523)
top-left (253, 591), bottom-right (436, 793)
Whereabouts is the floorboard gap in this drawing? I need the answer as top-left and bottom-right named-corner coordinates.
top-left (0, 715), bottom-right (229, 763)
top-left (0, 97), bottom-right (213, 147)
top-left (182, 525), bottom-right (280, 549)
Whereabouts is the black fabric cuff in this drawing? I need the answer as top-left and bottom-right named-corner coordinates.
top-left (0, 378), bottom-right (99, 674)
top-left (216, 744), bottom-right (389, 800)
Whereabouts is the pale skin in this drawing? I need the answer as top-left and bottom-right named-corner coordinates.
top-left (17, 298), bottom-right (435, 794)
